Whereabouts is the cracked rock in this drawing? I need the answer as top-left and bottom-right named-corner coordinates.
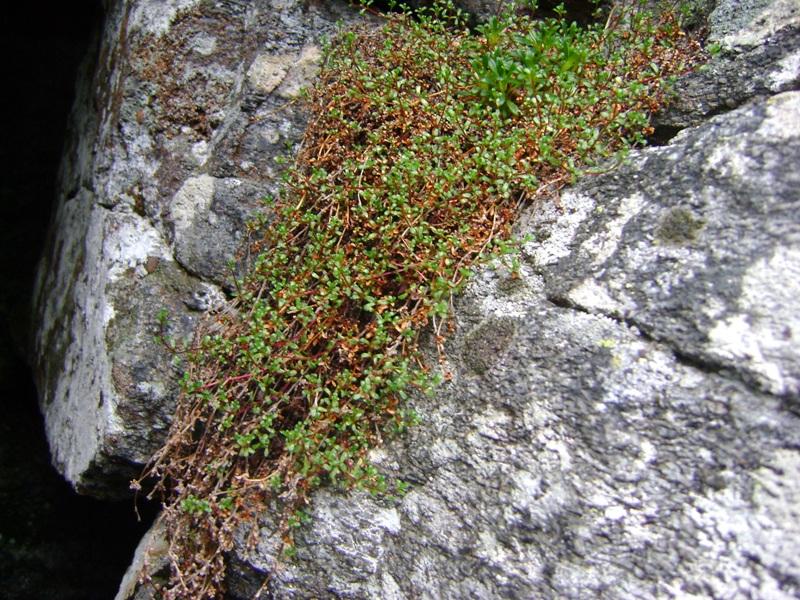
top-left (654, 0), bottom-right (800, 134)
top-left (30, 0), bottom-right (368, 497)
top-left (533, 91), bottom-right (800, 404)
top-left (36, 0), bottom-right (791, 597)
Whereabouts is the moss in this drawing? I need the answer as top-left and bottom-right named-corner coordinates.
top-left (463, 316), bottom-right (518, 375)
top-left (497, 275), bottom-right (526, 295)
top-left (656, 206), bottom-right (705, 245)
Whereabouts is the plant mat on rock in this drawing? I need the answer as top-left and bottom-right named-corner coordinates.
top-left (135, 2), bottom-right (702, 597)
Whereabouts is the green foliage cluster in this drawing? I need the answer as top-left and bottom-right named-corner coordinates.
top-left (139, 2), bottom-right (701, 597)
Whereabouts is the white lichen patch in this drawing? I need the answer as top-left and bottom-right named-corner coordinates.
top-left (190, 32), bottom-right (217, 56)
top-left (603, 504), bottom-right (626, 521)
top-left (135, 380), bottom-right (167, 400)
top-left (522, 191), bottom-right (595, 267)
top-left (379, 573), bottom-right (404, 600)
top-left (769, 49), bottom-right (800, 90)
top-left (600, 336), bottom-right (677, 410)
top-left (510, 472), bottom-right (544, 514)
top-left (427, 438), bottom-right (461, 467)
top-left (170, 174), bottom-right (215, 237)
top-left (473, 407), bottom-right (513, 442)
top-left (466, 260), bottom-right (545, 319)
top-left (709, 314), bottom-right (781, 376)
top-left (757, 91), bottom-right (800, 139)
top-left (191, 140), bottom-right (209, 165)
top-left (260, 126), bottom-right (282, 145)
top-left (104, 212), bottom-right (172, 281)
top-left (130, 0), bottom-right (202, 37)
top-left (705, 139), bottom-right (758, 179)
top-left (638, 439), bottom-right (657, 465)
top-left (580, 193), bottom-right (645, 267)
top-left (701, 296), bottom-right (729, 322)
top-left (709, 0), bottom-right (800, 50)
top-left (568, 279), bottom-right (624, 314)
top-left (751, 450), bottom-right (800, 569)
top-left (707, 245), bottom-right (800, 397)
top-left (678, 448), bottom-right (800, 598)
top-left (474, 530), bottom-right (514, 567)
top-left (544, 439), bottom-right (573, 470)
top-left (373, 507), bottom-right (402, 535)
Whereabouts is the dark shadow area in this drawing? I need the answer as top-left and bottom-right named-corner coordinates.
top-left (0, 349), bottom-right (159, 600)
top-left (649, 123), bottom-right (684, 145)
top-left (362, 0), bottom-right (604, 24)
top-left (532, 0), bottom-right (604, 24)
top-left (0, 3), bottom-right (158, 599)
top-left (0, 4), bottom-right (100, 344)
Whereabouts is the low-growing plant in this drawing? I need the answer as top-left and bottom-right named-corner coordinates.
top-left (136, 1), bottom-right (702, 597)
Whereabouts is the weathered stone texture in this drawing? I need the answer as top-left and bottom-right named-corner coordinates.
top-left (121, 65), bottom-right (800, 600)
top-left (545, 92), bottom-right (800, 404)
top-left (655, 0), bottom-right (800, 133)
top-left (31, 0), bottom-right (367, 496)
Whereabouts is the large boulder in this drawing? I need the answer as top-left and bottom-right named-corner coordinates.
top-left (30, 0), bottom-right (367, 497)
top-left (122, 89), bottom-right (800, 599)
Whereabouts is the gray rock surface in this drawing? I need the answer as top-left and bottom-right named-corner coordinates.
top-left (654, 0), bottom-right (799, 133)
top-left (122, 72), bottom-right (800, 600)
top-left (114, 517), bottom-right (169, 600)
top-left (30, 0), bottom-right (367, 496)
top-left (545, 92), bottom-right (800, 406)
top-left (709, 0), bottom-right (800, 50)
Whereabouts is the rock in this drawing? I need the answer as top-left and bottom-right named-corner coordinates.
top-left (30, 0), bottom-right (368, 497)
top-left (29, 0), bottom-right (790, 596)
top-left (543, 91), bottom-right (800, 404)
top-left (708, 0), bottom-right (800, 50)
top-left (654, 0), bottom-right (800, 134)
top-left (114, 517), bottom-right (169, 600)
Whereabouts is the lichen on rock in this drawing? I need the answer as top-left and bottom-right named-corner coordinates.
top-left (30, 0), bottom-right (367, 496)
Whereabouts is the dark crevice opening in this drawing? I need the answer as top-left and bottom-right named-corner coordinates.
top-left (0, 3), bottom-right (158, 599)
top-left (648, 123), bottom-right (684, 146)
top-left (533, 0), bottom-right (606, 25)
top-left (0, 350), bottom-right (160, 600)
top-left (355, 0), bottom-right (605, 25)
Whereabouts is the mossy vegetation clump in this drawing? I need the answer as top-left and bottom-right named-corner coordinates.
top-left (138, 1), bottom-right (702, 597)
